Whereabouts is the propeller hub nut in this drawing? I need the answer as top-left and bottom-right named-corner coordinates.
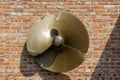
top-left (53, 36), bottom-right (64, 46)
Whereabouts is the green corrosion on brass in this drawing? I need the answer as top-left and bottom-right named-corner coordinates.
top-left (27, 12), bottom-right (89, 73)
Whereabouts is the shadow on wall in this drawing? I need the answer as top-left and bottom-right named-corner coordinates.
top-left (20, 43), bottom-right (71, 80)
top-left (91, 15), bottom-right (120, 80)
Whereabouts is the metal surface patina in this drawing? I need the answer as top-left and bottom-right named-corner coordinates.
top-left (27, 12), bottom-right (89, 72)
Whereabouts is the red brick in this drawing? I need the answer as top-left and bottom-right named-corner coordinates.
top-left (0, 0), bottom-right (119, 80)
top-left (0, 77), bottom-right (5, 80)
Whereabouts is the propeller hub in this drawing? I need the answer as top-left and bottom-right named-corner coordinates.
top-left (53, 36), bottom-right (64, 46)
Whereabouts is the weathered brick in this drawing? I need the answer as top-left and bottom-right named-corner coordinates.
top-left (0, 0), bottom-right (119, 80)
top-left (0, 77), bottom-right (5, 80)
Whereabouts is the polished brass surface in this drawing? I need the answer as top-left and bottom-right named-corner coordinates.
top-left (36, 45), bottom-right (83, 72)
top-left (52, 12), bottom-right (89, 54)
top-left (27, 11), bottom-right (89, 72)
top-left (27, 14), bottom-right (56, 56)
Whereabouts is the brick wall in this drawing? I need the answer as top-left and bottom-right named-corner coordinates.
top-left (0, 0), bottom-right (120, 80)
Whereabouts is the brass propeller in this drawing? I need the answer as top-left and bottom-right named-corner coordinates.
top-left (27, 14), bottom-right (56, 56)
top-left (36, 45), bottom-right (84, 72)
top-left (27, 12), bottom-right (89, 72)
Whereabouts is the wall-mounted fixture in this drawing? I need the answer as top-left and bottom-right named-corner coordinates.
top-left (27, 12), bottom-right (89, 73)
